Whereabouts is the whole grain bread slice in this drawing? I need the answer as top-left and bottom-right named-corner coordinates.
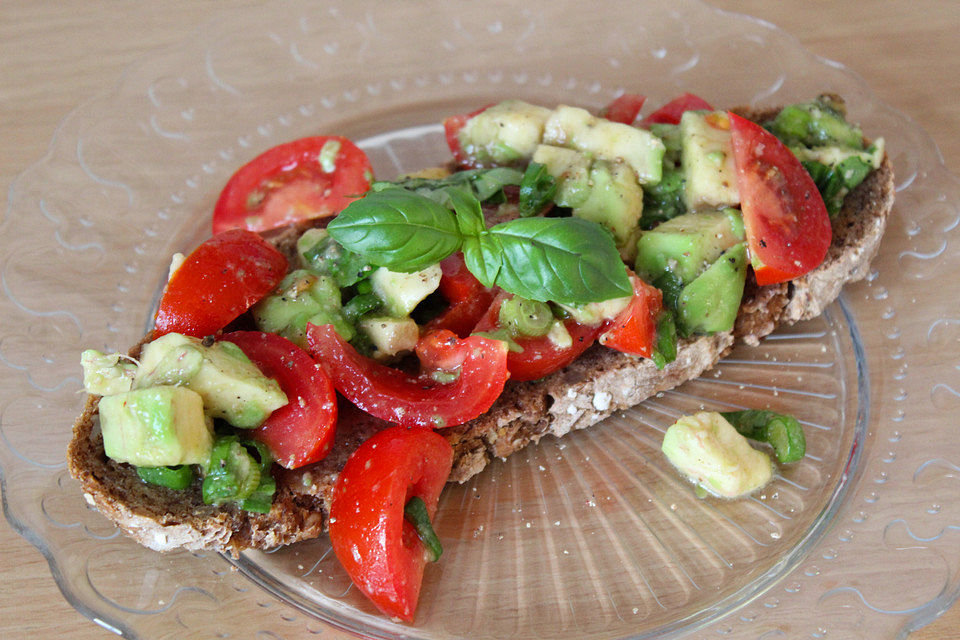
top-left (67, 106), bottom-right (895, 555)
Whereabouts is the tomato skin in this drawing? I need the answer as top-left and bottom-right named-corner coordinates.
top-left (600, 93), bottom-right (646, 124)
top-left (598, 274), bottom-right (663, 357)
top-left (212, 136), bottom-right (373, 234)
top-left (154, 229), bottom-right (288, 338)
top-left (473, 292), bottom-right (603, 382)
top-left (728, 112), bottom-right (831, 285)
top-left (305, 324), bottom-right (509, 429)
top-left (425, 253), bottom-right (497, 338)
top-left (640, 92), bottom-right (714, 126)
top-left (329, 425), bottom-right (453, 622)
top-left (220, 331), bottom-right (337, 469)
top-left (442, 104), bottom-right (492, 168)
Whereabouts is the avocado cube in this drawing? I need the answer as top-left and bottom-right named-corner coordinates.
top-left (99, 386), bottom-right (213, 467)
top-left (252, 270), bottom-right (355, 347)
top-left (661, 411), bottom-right (773, 498)
top-left (680, 111), bottom-right (740, 211)
top-left (543, 105), bottom-right (665, 184)
top-left (136, 333), bottom-right (288, 429)
top-left (370, 264), bottom-right (442, 317)
top-left (635, 209), bottom-right (745, 285)
top-left (80, 349), bottom-right (137, 396)
top-left (358, 315), bottom-right (420, 359)
top-left (572, 159), bottom-right (644, 261)
top-left (459, 100), bottom-right (552, 165)
top-left (531, 144), bottom-right (592, 208)
top-left (677, 243), bottom-right (747, 336)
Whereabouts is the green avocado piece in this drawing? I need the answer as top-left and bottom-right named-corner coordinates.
top-left (572, 159), bottom-right (645, 261)
top-left (135, 333), bottom-right (287, 429)
top-left (542, 105), bottom-right (665, 184)
top-left (635, 209), bottom-right (745, 285)
top-left (677, 242), bottom-right (747, 336)
top-left (679, 111), bottom-right (740, 212)
top-left (253, 269), bottom-right (355, 347)
top-left (531, 144), bottom-right (592, 208)
top-left (766, 97), bottom-right (864, 150)
top-left (458, 99), bottom-right (553, 166)
top-left (661, 411), bottom-right (773, 498)
top-left (369, 264), bottom-right (442, 317)
top-left (358, 315), bottom-right (420, 359)
top-left (99, 386), bottom-right (213, 467)
top-left (80, 349), bottom-right (137, 396)
top-left (296, 227), bottom-right (373, 288)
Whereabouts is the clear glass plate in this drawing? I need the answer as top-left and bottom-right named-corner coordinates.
top-left (2, 1), bottom-right (958, 638)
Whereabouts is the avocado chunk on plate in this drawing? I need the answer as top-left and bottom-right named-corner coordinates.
top-left (253, 269), bottom-right (355, 347)
top-left (635, 209), bottom-right (745, 285)
top-left (458, 99), bottom-right (553, 166)
top-left (99, 385), bottom-right (214, 467)
top-left (136, 333), bottom-right (287, 428)
top-left (572, 159), bottom-right (645, 261)
top-left (543, 105), bottom-right (665, 184)
top-left (661, 411), bottom-right (773, 499)
top-left (679, 110), bottom-right (740, 211)
top-left (677, 242), bottom-right (748, 336)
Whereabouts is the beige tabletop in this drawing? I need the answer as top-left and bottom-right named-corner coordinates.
top-left (2, 1), bottom-right (958, 638)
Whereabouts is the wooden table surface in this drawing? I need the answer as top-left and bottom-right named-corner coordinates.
top-left (2, 1), bottom-right (958, 638)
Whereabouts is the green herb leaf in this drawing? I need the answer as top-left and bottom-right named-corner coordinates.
top-left (472, 217), bottom-right (632, 304)
top-left (471, 167), bottom-right (524, 201)
top-left (650, 312), bottom-right (678, 370)
top-left (518, 162), bottom-right (558, 217)
top-left (327, 188), bottom-right (462, 273)
top-left (373, 167), bottom-right (523, 203)
top-left (444, 186), bottom-right (486, 237)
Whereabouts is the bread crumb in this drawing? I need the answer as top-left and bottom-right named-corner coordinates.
top-left (592, 391), bottom-right (612, 411)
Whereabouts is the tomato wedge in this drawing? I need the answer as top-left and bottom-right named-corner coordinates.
top-left (598, 273), bottom-right (663, 357)
top-left (425, 253), bottom-right (497, 338)
top-left (728, 112), bottom-right (831, 285)
top-left (221, 331), bottom-right (337, 469)
top-left (442, 104), bottom-right (492, 168)
top-left (600, 93), bottom-right (646, 124)
top-left (473, 292), bottom-right (603, 382)
top-left (639, 92), bottom-right (714, 126)
top-left (212, 136), bottom-right (373, 234)
top-left (329, 425), bottom-right (452, 622)
top-left (154, 229), bottom-right (288, 338)
top-left (306, 324), bottom-right (509, 429)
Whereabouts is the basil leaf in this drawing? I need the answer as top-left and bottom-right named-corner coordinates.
top-left (444, 186), bottom-right (486, 237)
top-left (373, 167), bottom-right (523, 204)
top-left (327, 188), bottom-right (462, 273)
top-left (471, 167), bottom-right (524, 201)
top-left (518, 162), bottom-right (558, 217)
top-left (462, 234), bottom-right (503, 289)
top-left (474, 217), bottom-right (632, 304)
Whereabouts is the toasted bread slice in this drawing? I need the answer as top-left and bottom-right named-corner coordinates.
top-left (68, 106), bottom-right (896, 555)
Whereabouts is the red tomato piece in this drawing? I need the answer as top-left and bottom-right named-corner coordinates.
top-left (221, 331), bottom-right (337, 469)
top-left (473, 292), bottom-right (603, 382)
top-left (154, 229), bottom-right (287, 338)
top-left (598, 273), bottom-right (663, 357)
top-left (212, 136), bottom-right (373, 234)
top-left (639, 92), bottom-right (714, 126)
top-left (728, 112), bottom-right (831, 285)
top-left (306, 324), bottom-right (509, 429)
top-left (442, 104), bottom-right (492, 168)
top-left (329, 425), bottom-right (453, 622)
top-left (600, 93), bottom-right (646, 124)
top-left (425, 253), bottom-right (497, 338)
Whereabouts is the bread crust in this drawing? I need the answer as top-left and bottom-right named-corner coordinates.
top-left (68, 108), bottom-right (895, 555)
